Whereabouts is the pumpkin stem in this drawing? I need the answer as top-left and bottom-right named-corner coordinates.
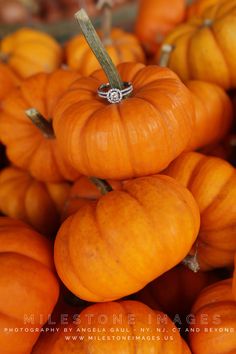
top-left (25, 108), bottom-right (55, 139)
top-left (0, 52), bottom-right (9, 63)
top-left (186, 0), bottom-right (195, 6)
top-left (75, 8), bottom-right (123, 90)
top-left (159, 44), bottom-right (174, 67)
top-left (89, 177), bottom-right (113, 195)
top-left (182, 243), bottom-right (200, 273)
top-left (97, 0), bottom-right (113, 46)
top-left (202, 18), bottom-right (213, 27)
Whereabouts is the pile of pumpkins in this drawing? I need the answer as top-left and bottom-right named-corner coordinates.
top-left (0, 0), bottom-right (236, 353)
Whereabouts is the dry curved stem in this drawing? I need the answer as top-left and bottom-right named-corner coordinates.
top-left (159, 44), bottom-right (175, 67)
top-left (89, 177), bottom-right (113, 195)
top-left (25, 108), bottom-right (55, 139)
top-left (182, 243), bottom-right (200, 273)
top-left (75, 8), bottom-right (123, 90)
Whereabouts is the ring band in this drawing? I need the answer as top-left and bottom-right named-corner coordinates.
top-left (97, 82), bottom-right (133, 104)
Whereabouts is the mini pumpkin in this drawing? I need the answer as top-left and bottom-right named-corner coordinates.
top-left (65, 28), bottom-right (146, 76)
top-left (0, 166), bottom-right (70, 236)
top-left (53, 62), bottom-right (195, 180)
top-left (0, 62), bottom-right (20, 101)
top-left (135, 0), bottom-right (186, 55)
top-left (54, 174), bottom-right (200, 302)
top-left (189, 279), bottom-right (236, 354)
top-left (0, 217), bottom-right (59, 353)
top-left (0, 27), bottom-right (63, 78)
top-left (165, 151), bottom-right (236, 270)
top-left (0, 68), bottom-right (81, 182)
top-left (160, 0), bottom-right (236, 89)
top-left (186, 80), bottom-right (233, 150)
top-left (32, 300), bottom-right (190, 354)
top-left (158, 47), bottom-right (233, 150)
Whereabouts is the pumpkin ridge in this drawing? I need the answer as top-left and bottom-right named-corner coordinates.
top-left (20, 76), bottom-right (47, 118)
top-left (0, 178), bottom-right (30, 221)
top-left (7, 135), bottom-right (41, 170)
top-left (0, 253), bottom-right (59, 322)
top-left (142, 175), bottom-right (200, 238)
top-left (210, 23), bottom-right (232, 86)
top-left (9, 50), bottom-right (48, 72)
top-left (0, 169), bottom-right (30, 184)
top-left (12, 40), bottom-right (61, 65)
top-left (132, 95), bottom-right (172, 160)
top-left (93, 199), bottom-right (146, 285)
top-left (48, 141), bottom-right (67, 180)
top-left (27, 139), bottom-right (55, 179)
top-left (0, 250), bottom-right (57, 284)
top-left (185, 154), bottom-right (209, 191)
top-left (76, 105), bottom-right (107, 174)
top-left (200, 169), bottom-right (236, 220)
top-left (116, 103), bottom-right (136, 176)
top-left (0, 247), bottom-right (54, 271)
top-left (65, 213), bottom-right (105, 300)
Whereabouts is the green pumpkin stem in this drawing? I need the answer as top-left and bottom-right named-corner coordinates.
top-left (89, 177), bottom-right (113, 195)
top-left (25, 108), bottom-right (55, 139)
top-left (74, 8), bottom-right (123, 90)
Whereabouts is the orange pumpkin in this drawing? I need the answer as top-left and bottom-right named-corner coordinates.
top-left (0, 28), bottom-right (63, 78)
top-left (165, 151), bottom-right (236, 270)
top-left (0, 217), bottom-right (59, 354)
top-left (160, 0), bottom-right (236, 89)
top-left (0, 62), bottom-right (20, 101)
top-left (185, 80), bottom-right (233, 150)
top-left (135, 0), bottom-right (186, 55)
top-left (0, 166), bottom-right (70, 236)
top-left (54, 174), bottom-right (200, 302)
top-left (0, 68), bottom-right (81, 182)
top-left (65, 28), bottom-right (146, 76)
top-left (53, 62), bottom-right (195, 180)
top-left (158, 47), bottom-right (233, 150)
top-left (189, 279), bottom-right (236, 354)
top-left (62, 176), bottom-right (123, 219)
top-left (135, 264), bottom-right (219, 318)
top-left (32, 300), bottom-right (190, 354)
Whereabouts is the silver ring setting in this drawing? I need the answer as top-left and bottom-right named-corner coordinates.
top-left (97, 82), bottom-right (133, 104)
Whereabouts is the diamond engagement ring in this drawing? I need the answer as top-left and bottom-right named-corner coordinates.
top-left (97, 82), bottom-right (133, 104)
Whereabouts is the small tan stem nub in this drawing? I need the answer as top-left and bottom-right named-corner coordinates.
top-left (75, 8), bottom-right (123, 90)
top-left (186, 0), bottom-right (195, 6)
top-left (182, 243), bottom-right (200, 273)
top-left (97, 0), bottom-right (113, 45)
top-left (159, 44), bottom-right (174, 67)
top-left (0, 52), bottom-right (9, 63)
top-left (102, 5), bottom-right (112, 45)
top-left (25, 108), bottom-right (55, 139)
top-left (90, 177), bottom-right (113, 195)
top-left (202, 18), bottom-right (213, 27)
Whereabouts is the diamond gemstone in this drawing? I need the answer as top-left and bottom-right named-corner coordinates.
top-left (107, 88), bottom-right (122, 104)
